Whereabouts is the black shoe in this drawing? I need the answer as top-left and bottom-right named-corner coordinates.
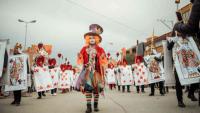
top-left (16, 103), bottom-right (20, 106)
top-left (37, 96), bottom-right (42, 99)
top-left (188, 95), bottom-right (198, 101)
top-left (149, 93), bottom-right (154, 96)
top-left (11, 101), bottom-right (16, 105)
top-left (118, 87), bottom-right (120, 91)
top-left (118, 86), bottom-right (120, 91)
top-left (94, 102), bottom-right (99, 112)
top-left (42, 93), bottom-right (46, 97)
top-left (178, 101), bottom-right (186, 108)
top-left (160, 93), bottom-right (165, 96)
top-left (161, 93), bottom-right (165, 96)
top-left (85, 104), bottom-right (92, 113)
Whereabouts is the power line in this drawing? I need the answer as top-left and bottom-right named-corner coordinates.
top-left (64, 0), bottom-right (149, 36)
top-left (157, 19), bottom-right (174, 30)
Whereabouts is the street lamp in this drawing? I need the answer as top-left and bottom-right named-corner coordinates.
top-left (18, 19), bottom-right (36, 50)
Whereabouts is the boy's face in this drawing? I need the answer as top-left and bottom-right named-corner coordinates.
top-left (89, 36), bottom-right (96, 45)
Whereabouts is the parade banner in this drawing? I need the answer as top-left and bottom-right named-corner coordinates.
top-left (49, 67), bottom-right (60, 88)
top-left (59, 70), bottom-right (71, 89)
top-left (0, 40), bottom-right (7, 78)
top-left (132, 63), bottom-right (148, 86)
top-left (173, 37), bottom-right (200, 85)
top-left (105, 68), bottom-right (116, 85)
top-left (33, 66), bottom-right (53, 92)
top-left (118, 65), bottom-right (134, 86)
top-left (4, 54), bottom-right (28, 91)
top-left (162, 40), bottom-right (175, 86)
top-left (144, 54), bottom-right (165, 84)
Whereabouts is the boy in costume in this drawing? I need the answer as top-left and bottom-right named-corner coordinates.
top-left (10, 43), bottom-right (30, 106)
top-left (76, 24), bottom-right (107, 113)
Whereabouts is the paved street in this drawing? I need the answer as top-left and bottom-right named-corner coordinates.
top-left (0, 88), bottom-right (199, 113)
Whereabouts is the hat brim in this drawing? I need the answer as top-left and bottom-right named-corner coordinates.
top-left (84, 32), bottom-right (102, 43)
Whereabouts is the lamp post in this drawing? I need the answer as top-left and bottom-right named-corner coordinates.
top-left (18, 19), bottom-right (36, 50)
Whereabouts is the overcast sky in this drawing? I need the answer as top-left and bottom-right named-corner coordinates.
top-left (0, 0), bottom-right (189, 65)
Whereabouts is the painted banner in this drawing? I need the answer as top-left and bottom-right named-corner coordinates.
top-left (49, 67), bottom-right (60, 88)
top-left (33, 66), bottom-right (53, 92)
top-left (173, 37), bottom-right (200, 85)
top-left (144, 54), bottom-right (165, 84)
top-left (118, 65), bottom-right (134, 86)
top-left (4, 54), bottom-right (28, 91)
top-left (105, 68), bottom-right (116, 85)
top-left (0, 40), bottom-right (7, 78)
top-left (132, 63), bottom-right (148, 86)
top-left (59, 70), bottom-right (71, 89)
top-left (162, 40), bottom-right (175, 86)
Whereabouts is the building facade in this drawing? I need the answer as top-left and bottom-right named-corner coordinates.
top-left (125, 2), bottom-right (192, 64)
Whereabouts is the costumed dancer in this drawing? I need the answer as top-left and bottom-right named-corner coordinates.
top-left (59, 63), bottom-right (70, 93)
top-left (33, 56), bottom-right (53, 99)
top-left (144, 49), bottom-right (165, 96)
top-left (119, 58), bottom-right (133, 93)
top-left (34, 56), bottom-right (46, 99)
top-left (115, 52), bottom-right (122, 91)
top-left (105, 57), bottom-right (116, 90)
top-left (167, 36), bottom-right (199, 107)
top-left (168, 0), bottom-right (200, 107)
top-left (144, 33), bottom-right (164, 96)
top-left (76, 24), bottom-right (107, 113)
top-left (135, 41), bottom-right (146, 93)
top-left (10, 43), bottom-right (30, 106)
top-left (48, 58), bottom-right (59, 96)
top-left (33, 43), bottom-right (53, 99)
